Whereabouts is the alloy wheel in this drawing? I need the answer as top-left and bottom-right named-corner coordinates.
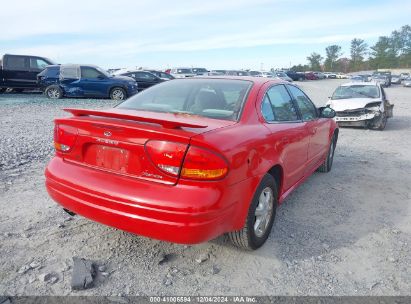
top-left (254, 187), bottom-right (274, 237)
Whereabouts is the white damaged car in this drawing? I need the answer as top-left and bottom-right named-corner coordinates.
top-left (326, 82), bottom-right (394, 130)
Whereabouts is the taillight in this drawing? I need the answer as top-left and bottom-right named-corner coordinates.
top-left (54, 124), bottom-right (78, 152)
top-left (181, 146), bottom-right (228, 180)
top-left (145, 141), bottom-right (228, 181)
top-left (145, 140), bottom-right (187, 176)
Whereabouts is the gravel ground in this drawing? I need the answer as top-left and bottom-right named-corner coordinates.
top-left (0, 80), bottom-right (410, 296)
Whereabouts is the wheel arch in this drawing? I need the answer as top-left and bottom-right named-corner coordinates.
top-left (267, 164), bottom-right (283, 201)
top-left (109, 84), bottom-right (128, 97)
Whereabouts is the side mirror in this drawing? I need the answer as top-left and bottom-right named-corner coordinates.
top-left (97, 75), bottom-right (105, 80)
top-left (319, 106), bottom-right (336, 118)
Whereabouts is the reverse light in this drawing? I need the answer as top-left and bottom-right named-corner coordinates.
top-left (145, 140), bottom-right (188, 176)
top-left (54, 124), bottom-right (78, 152)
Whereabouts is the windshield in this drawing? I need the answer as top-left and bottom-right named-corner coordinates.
top-left (117, 79), bottom-right (252, 121)
top-left (276, 72), bottom-right (287, 77)
top-left (331, 85), bottom-right (380, 100)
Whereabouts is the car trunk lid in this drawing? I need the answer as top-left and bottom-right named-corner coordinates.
top-left (54, 108), bottom-right (235, 185)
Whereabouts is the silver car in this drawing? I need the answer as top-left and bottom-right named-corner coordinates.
top-left (403, 77), bottom-right (411, 87)
top-left (169, 68), bottom-right (196, 78)
top-left (326, 82), bottom-right (394, 130)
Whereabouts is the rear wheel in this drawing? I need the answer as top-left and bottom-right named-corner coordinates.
top-left (45, 85), bottom-right (63, 99)
top-left (110, 87), bottom-right (126, 100)
top-left (317, 134), bottom-right (336, 173)
top-left (229, 174), bottom-right (277, 250)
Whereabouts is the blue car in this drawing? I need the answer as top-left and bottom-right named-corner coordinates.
top-left (37, 64), bottom-right (138, 100)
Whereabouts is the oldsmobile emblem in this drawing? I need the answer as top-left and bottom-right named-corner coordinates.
top-left (104, 131), bottom-right (112, 137)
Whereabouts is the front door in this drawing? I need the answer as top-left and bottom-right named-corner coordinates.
top-left (287, 84), bottom-right (331, 173)
top-left (80, 66), bottom-right (110, 97)
top-left (260, 84), bottom-right (310, 191)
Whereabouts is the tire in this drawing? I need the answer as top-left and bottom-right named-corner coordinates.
top-left (317, 134), bottom-right (336, 173)
top-left (0, 88), bottom-right (6, 93)
top-left (45, 85), bottom-right (63, 99)
top-left (372, 113), bottom-right (387, 131)
top-left (229, 174), bottom-right (278, 250)
top-left (110, 87), bottom-right (127, 100)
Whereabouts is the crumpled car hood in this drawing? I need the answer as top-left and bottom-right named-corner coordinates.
top-left (327, 98), bottom-right (381, 111)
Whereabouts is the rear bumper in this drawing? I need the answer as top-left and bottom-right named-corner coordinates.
top-left (45, 157), bottom-right (256, 244)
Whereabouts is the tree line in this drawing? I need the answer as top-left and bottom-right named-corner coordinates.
top-left (289, 24), bottom-right (411, 73)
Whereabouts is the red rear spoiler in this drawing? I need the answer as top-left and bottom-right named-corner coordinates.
top-left (63, 108), bottom-right (208, 129)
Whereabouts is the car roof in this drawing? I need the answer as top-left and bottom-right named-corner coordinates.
top-left (183, 75), bottom-right (286, 86)
top-left (340, 82), bottom-right (380, 87)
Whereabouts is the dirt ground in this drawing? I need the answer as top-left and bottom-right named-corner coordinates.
top-left (0, 79), bottom-right (410, 296)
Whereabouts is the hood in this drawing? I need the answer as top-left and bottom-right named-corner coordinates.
top-left (327, 98), bottom-right (381, 111)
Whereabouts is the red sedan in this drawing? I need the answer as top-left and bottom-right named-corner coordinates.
top-left (45, 77), bottom-right (338, 249)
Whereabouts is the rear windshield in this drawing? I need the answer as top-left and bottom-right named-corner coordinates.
top-left (332, 85), bottom-right (380, 100)
top-left (117, 79), bottom-right (252, 121)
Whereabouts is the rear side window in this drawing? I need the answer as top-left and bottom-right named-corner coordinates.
top-left (287, 85), bottom-right (317, 121)
top-left (5, 56), bottom-right (27, 70)
top-left (60, 65), bottom-right (80, 80)
top-left (261, 85), bottom-right (299, 122)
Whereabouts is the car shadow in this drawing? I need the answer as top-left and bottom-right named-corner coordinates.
top-left (61, 145), bottom-right (409, 267)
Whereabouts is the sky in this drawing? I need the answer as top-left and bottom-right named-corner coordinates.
top-left (1, 0), bottom-right (410, 70)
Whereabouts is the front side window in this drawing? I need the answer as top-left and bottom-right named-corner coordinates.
top-left (261, 85), bottom-right (299, 122)
top-left (117, 79), bottom-right (252, 121)
top-left (135, 72), bottom-right (156, 80)
top-left (81, 67), bottom-right (104, 79)
top-left (287, 85), bottom-right (317, 121)
top-left (30, 58), bottom-right (49, 70)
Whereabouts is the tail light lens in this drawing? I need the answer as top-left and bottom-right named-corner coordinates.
top-left (145, 140), bottom-right (187, 176)
top-left (54, 124), bottom-right (78, 152)
top-left (181, 146), bottom-right (228, 180)
top-left (145, 141), bottom-right (228, 181)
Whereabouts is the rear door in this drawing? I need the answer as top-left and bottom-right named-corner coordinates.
top-left (260, 84), bottom-right (310, 190)
top-left (287, 84), bottom-right (331, 174)
top-left (2, 55), bottom-right (30, 87)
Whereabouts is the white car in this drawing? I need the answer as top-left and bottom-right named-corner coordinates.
top-left (260, 71), bottom-right (274, 78)
top-left (169, 68), bottom-right (196, 78)
top-left (326, 82), bottom-right (394, 130)
top-left (403, 77), bottom-right (411, 87)
top-left (273, 71), bottom-right (293, 82)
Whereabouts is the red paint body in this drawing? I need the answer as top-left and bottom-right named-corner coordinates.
top-left (45, 77), bottom-right (337, 244)
top-left (305, 72), bottom-right (318, 80)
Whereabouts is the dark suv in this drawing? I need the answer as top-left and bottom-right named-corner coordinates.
top-left (37, 64), bottom-right (138, 100)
